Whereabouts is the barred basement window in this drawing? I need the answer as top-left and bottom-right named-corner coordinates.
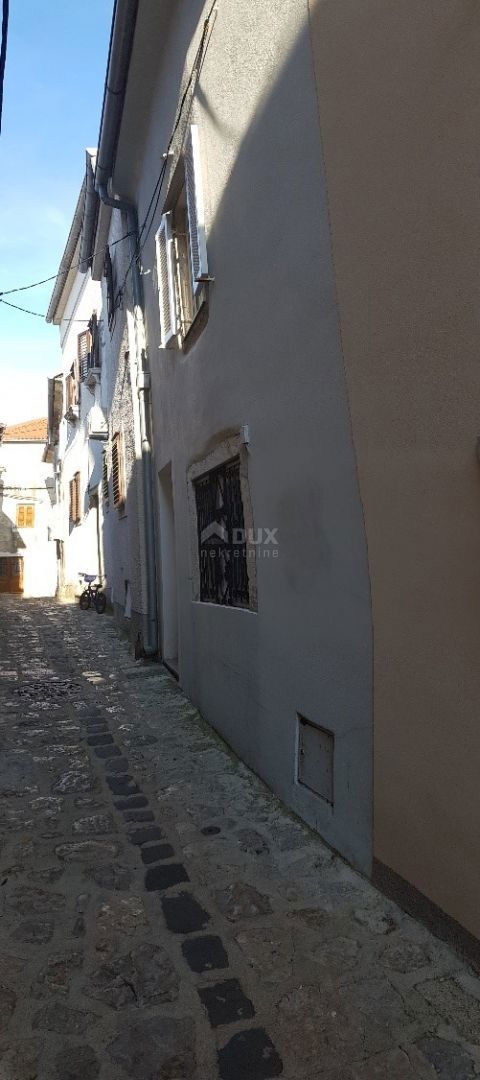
top-left (194, 457), bottom-right (249, 608)
top-left (111, 433), bottom-right (126, 508)
top-left (102, 451), bottom-right (109, 503)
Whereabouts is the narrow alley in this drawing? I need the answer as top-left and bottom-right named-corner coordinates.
top-left (0, 599), bottom-right (480, 1080)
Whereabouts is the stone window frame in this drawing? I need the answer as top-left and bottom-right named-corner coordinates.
top-left (186, 432), bottom-right (257, 611)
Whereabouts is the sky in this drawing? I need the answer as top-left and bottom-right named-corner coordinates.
top-left (0, 0), bottom-right (113, 424)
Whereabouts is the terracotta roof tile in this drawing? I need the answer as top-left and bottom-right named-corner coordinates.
top-left (3, 418), bottom-right (48, 442)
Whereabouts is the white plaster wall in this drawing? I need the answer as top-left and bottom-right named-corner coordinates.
top-left (97, 209), bottom-right (145, 634)
top-left (0, 441), bottom-right (57, 597)
top-left (56, 270), bottom-right (104, 594)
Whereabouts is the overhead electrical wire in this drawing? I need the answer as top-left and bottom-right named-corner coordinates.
top-left (0, 297), bottom-right (90, 321)
top-left (0, 0), bottom-right (219, 321)
top-left (0, 231), bottom-right (134, 300)
top-left (113, 0), bottom-right (217, 309)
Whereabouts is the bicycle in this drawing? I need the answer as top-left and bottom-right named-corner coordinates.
top-left (79, 574), bottom-right (107, 615)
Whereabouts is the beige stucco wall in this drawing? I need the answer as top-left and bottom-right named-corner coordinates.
top-left (309, 0), bottom-right (480, 935)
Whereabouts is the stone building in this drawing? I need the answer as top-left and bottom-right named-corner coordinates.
top-left (46, 162), bottom-right (105, 600)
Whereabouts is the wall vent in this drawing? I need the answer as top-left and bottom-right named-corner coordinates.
top-left (297, 714), bottom-right (334, 805)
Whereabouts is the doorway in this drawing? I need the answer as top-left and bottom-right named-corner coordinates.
top-left (0, 557), bottom-right (24, 594)
top-left (158, 463), bottom-right (179, 673)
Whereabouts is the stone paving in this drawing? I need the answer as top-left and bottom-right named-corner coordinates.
top-left (1, 600), bottom-right (480, 1079)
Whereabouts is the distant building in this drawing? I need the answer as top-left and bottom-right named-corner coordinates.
top-left (46, 156), bottom-right (106, 600)
top-left (0, 418), bottom-right (57, 597)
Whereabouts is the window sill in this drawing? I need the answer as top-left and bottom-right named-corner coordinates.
top-left (181, 293), bottom-right (209, 355)
top-left (191, 600), bottom-right (257, 615)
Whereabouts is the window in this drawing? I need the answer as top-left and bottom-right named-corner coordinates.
top-left (104, 251), bottom-right (116, 331)
top-left (65, 363), bottom-right (79, 411)
top-left (69, 472), bottom-right (81, 524)
top-left (16, 504), bottom-right (35, 528)
top-left (77, 328), bottom-right (91, 382)
top-left (111, 432), bottom-right (126, 508)
top-left (156, 125), bottom-right (209, 348)
top-left (102, 450), bottom-right (109, 503)
top-left (78, 313), bottom-right (100, 382)
top-left (194, 457), bottom-right (249, 608)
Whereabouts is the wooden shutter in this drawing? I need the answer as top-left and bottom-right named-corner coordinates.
top-left (90, 312), bottom-right (100, 368)
top-left (69, 474), bottom-right (81, 523)
top-left (111, 433), bottom-right (125, 507)
top-left (185, 124), bottom-right (208, 295)
top-left (77, 329), bottom-right (92, 381)
top-left (156, 213), bottom-right (178, 347)
top-left (16, 505), bottom-right (25, 527)
top-left (102, 451), bottom-right (109, 502)
top-left (25, 506), bottom-right (35, 527)
top-left (76, 473), bottom-right (81, 522)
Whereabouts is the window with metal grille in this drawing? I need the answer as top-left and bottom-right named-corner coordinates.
top-left (16, 504), bottom-right (35, 528)
top-left (102, 451), bottom-right (109, 503)
top-left (111, 432), bottom-right (125, 508)
top-left (194, 457), bottom-right (249, 608)
top-left (69, 472), bottom-right (81, 524)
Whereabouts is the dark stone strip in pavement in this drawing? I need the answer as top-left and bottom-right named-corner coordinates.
top-left (103, 757), bottom-right (129, 774)
top-left (87, 734), bottom-right (113, 745)
top-left (129, 826), bottom-right (164, 846)
top-left (114, 795), bottom-right (148, 810)
top-left (182, 935), bottom-right (229, 974)
top-left (161, 892), bottom-right (211, 934)
top-left (218, 1029), bottom-right (283, 1079)
top-left (95, 744), bottom-right (121, 759)
top-left (107, 776), bottom-right (141, 796)
top-left (198, 979), bottom-right (255, 1028)
top-left (145, 864), bottom-right (190, 892)
top-left (122, 809), bottom-right (155, 823)
top-left (141, 843), bottom-right (175, 865)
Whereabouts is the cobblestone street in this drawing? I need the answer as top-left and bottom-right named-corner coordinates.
top-left (0, 599), bottom-right (480, 1079)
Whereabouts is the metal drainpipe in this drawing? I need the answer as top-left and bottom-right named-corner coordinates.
top-left (97, 184), bottom-right (158, 657)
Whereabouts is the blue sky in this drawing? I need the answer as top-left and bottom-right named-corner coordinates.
top-left (0, 0), bottom-right (113, 422)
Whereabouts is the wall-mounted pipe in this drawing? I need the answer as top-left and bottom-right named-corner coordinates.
top-left (91, 0), bottom-right (158, 656)
top-left (97, 185), bottom-right (158, 657)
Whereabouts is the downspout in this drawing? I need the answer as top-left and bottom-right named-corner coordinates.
top-left (93, 0), bottom-right (158, 657)
top-left (97, 185), bottom-right (158, 657)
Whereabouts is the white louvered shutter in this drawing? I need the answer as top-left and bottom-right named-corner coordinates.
top-left (185, 125), bottom-right (208, 295)
top-left (156, 213), bottom-right (178, 348)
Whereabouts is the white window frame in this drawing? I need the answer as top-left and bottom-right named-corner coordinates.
top-left (185, 124), bottom-right (209, 295)
top-left (155, 212), bottom-right (178, 348)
